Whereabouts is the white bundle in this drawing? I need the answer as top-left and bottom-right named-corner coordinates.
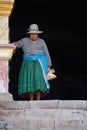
top-left (47, 69), bottom-right (57, 80)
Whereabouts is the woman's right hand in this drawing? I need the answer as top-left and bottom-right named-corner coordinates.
top-left (13, 42), bottom-right (18, 47)
top-left (47, 66), bottom-right (51, 72)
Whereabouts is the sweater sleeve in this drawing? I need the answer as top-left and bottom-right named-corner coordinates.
top-left (17, 39), bottom-right (24, 48)
top-left (42, 39), bottom-right (52, 66)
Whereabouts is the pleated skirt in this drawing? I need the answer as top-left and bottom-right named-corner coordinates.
top-left (18, 60), bottom-right (49, 97)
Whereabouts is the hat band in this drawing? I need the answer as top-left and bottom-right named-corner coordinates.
top-left (29, 29), bottom-right (39, 31)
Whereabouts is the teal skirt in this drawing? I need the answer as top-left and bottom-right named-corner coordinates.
top-left (18, 60), bottom-right (49, 97)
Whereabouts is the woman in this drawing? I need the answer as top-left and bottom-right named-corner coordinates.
top-left (13, 24), bottom-right (52, 100)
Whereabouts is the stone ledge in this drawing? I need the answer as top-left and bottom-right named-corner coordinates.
top-left (0, 100), bottom-right (87, 110)
top-left (0, 93), bottom-right (13, 101)
top-left (29, 100), bottom-right (87, 110)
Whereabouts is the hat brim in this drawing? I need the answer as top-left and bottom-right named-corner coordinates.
top-left (26, 31), bottom-right (43, 34)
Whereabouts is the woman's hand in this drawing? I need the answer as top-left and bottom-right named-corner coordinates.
top-left (10, 42), bottom-right (18, 48)
top-left (13, 42), bottom-right (18, 47)
top-left (47, 66), bottom-right (51, 72)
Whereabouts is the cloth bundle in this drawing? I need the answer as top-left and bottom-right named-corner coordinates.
top-left (47, 69), bottom-right (57, 80)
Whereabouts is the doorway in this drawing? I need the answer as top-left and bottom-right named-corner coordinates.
top-left (9, 0), bottom-right (87, 100)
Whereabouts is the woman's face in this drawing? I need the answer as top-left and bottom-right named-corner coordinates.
top-left (29, 33), bottom-right (38, 41)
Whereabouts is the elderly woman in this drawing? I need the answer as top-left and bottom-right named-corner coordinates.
top-left (13, 24), bottom-right (52, 100)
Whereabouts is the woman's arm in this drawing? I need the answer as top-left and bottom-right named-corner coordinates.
top-left (12, 42), bottom-right (18, 47)
top-left (42, 40), bottom-right (52, 67)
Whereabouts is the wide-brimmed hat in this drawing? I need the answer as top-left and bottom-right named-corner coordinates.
top-left (27, 24), bottom-right (43, 34)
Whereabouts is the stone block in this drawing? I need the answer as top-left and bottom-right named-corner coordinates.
top-left (0, 121), bottom-right (6, 129)
top-left (6, 120), bottom-right (26, 129)
top-left (0, 110), bottom-right (25, 120)
top-left (29, 100), bottom-right (58, 109)
top-left (25, 109), bottom-right (62, 120)
top-left (58, 100), bottom-right (87, 110)
top-left (26, 119), bottom-right (54, 129)
top-left (0, 93), bottom-right (13, 101)
top-left (55, 119), bottom-right (82, 129)
top-left (0, 101), bottom-right (30, 110)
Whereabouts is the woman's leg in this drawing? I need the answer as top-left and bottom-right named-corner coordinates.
top-left (36, 90), bottom-right (41, 100)
top-left (29, 92), bottom-right (34, 100)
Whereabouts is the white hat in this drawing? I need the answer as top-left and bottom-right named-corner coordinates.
top-left (27, 24), bottom-right (43, 34)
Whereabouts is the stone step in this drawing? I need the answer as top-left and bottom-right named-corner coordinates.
top-left (0, 118), bottom-right (86, 129)
top-left (0, 109), bottom-right (87, 120)
top-left (0, 118), bottom-right (87, 130)
top-left (0, 100), bottom-right (87, 129)
top-left (0, 100), bottom-right (87, 110)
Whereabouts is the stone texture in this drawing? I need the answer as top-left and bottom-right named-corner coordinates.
top-left (0, 0), bottom-right (14, 101)
top-left (0, 101), bottom-right (29, 110)
top-left (58, 100), bottom-right (87, 110)
top-left (0, 61), bottom-right (8, 93)
top-left (29, 100), bottom-right (87, 110)
top-left (29, 100), bottom-right (58, 109)
top-left (0, 93), bottom-right (13, 101)
top-left (55, 120), bottom-right (83, 129)
top-left (0, 100), bottom-right (87, 129)
top-left (1, 100), bottom-right (87, 110)
top-left (0, 16), bottom-right (8, 44)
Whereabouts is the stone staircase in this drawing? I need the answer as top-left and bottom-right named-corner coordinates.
top-left (0, 100), bottom-right (87, 130)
